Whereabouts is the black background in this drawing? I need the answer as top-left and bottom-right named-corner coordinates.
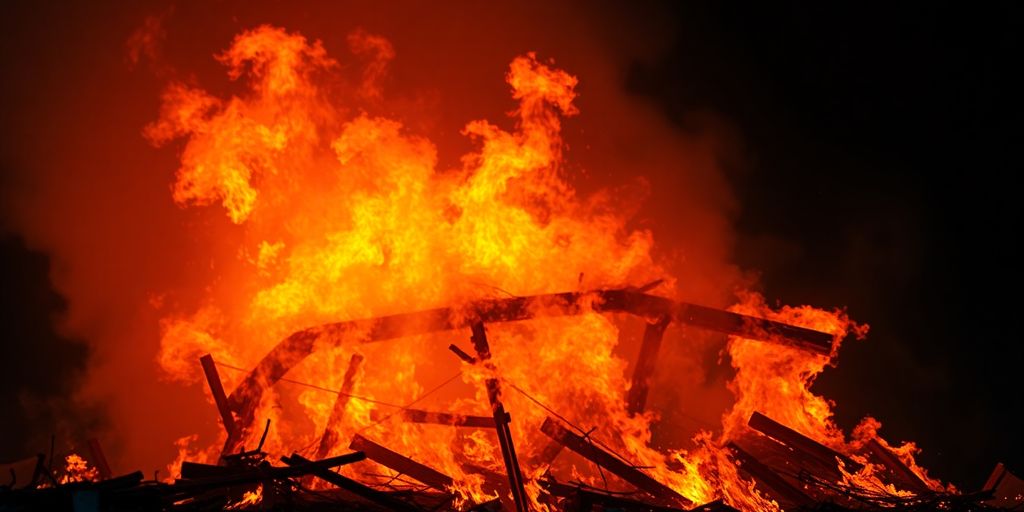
top-left (2, 1), bottom-right (1021, 490)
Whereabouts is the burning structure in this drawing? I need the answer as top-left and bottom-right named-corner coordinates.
top-left (1, 15), bottom-right (1020, 512)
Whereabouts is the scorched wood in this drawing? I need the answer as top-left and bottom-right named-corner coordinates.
top-left (282, 453), bottom-right (422, 512)
top-left (314, 353), bottom-right (364, 460)
top-left (540, 417), bottom-right (690, 507)
top-left (627, 314), bottom-right (671, 415)
top-left (224, 288), bottom-right (834, 454)
top-left (747, 412), bottom-right (861, 472)
top-left (726, 442), bottom-right (813, 509)
top-left (349, 434), bottom-right (454, 491)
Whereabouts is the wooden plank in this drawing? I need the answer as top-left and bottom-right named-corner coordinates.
top-left (349, 434), bottom-right (454, 491)
top-left (627, 315), bottom-right (671, 414)
top-left (314, 353), bottom-right (364, 460)
top-left (540, 417), bottom-right (689, 506)
top-left (747, 412), bottom-right (861, 472)
top-left (864, 439), bottom-right (931, 493)
top-left (727, 442), bottom-right (813, 508)
top-left (282, 453), bottom-right (422, 512)
top-left (370, 409), bottom-right (496, 429)
top-left (199, 354), bottom-right (236, 437)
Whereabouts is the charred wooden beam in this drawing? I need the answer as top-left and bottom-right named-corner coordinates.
top-left (199, 354), bottom-right (237, 437)
top-left (627, 315), bottom-right (671, 415)
top-left (864, 439), bottom-right (931, 493)
top-left (314, 353), bottom-right (364, 460)
top-left (470, 321), bottom-right (530, 512)
top-left (726, 442), bottom-right (813, 508)
top-left (540, 417), bottom-right (689, 506)
top-left (350, 434), bottom-right (454, 491)
top-left (86, 438), bottom-right (112, 480)
top-left (747, 412), bottom-right (861, 472)
top-left (370, 409), bottom-right (497, 429)
top-left (282, 453), bottom-right (422, 512)
top-left (175, 452), bottom-right (366, 492)
top-left (225, 289), bottom-right (834, 453)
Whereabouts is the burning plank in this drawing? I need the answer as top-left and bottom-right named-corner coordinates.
top-left (282, 453), bottom-right (422, 512)
top-left (540, 417), bottom-right (690, 506)
top-left (349, 434), bottom-right (454, 491)
top-left (726, 442), bottom-right (813, 509)
top-left (627, 314), bottom-right (671, 415)
top-left (863, 438), bottom-right (931, 494)
top-left (224, 289), bottom-right (835, 451)
top-left (370, 409), bottom-right (496, 429)
top-left (314, 353), bottom-right (364, 460)
top-left (199, 354), bottom-right (237, 439)
top-left (747, 412), bottom-right (861, 473)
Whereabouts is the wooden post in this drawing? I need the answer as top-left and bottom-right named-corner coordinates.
top-left (349, 434), bottom-right (454, 491)
top-left (199, 354), bottom-right (237, 437)
top-left (627, 315), bottom-right (670, 415)
top-left (314, 354), bottom-right (364, 460)
top-left (470, 322), bottom-right (530, 512)
top-left (539, 417), bottom-right (689, 507)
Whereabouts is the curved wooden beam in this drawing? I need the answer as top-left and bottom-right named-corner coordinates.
top-left (222, 289), bottom-right (834, 454)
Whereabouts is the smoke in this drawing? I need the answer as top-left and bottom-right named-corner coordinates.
top-left (0, 1), bottom-right (744, 473)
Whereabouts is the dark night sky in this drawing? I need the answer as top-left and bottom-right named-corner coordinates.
top-left (1, 1), bottom-right (1021, 490)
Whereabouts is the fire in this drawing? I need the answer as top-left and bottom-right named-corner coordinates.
top-left (145, 25), bottom-right (944, 510)
top-left (58, 454), bottom-right (99, 485)
top-left (226, 484), bottom-right (264, 510)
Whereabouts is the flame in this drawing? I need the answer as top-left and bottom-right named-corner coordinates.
top-left (58, 454), bottom-right (99, 485)
top-left (226, 484), bottom-right (264, 509)
top-left (145, 25), bottom-right (945, 510)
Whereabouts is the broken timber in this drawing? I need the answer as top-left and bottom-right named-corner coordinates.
top-left (350, 434), bottom-right (455, 491)
top-left (540, 417), bottom-right (689, 507)
top-left (470, 321), bottom-right (530, 512)
top-left (747, 412), bottom-right (861, 473)
top-left (370, 409), bottom-right (496, 429)
top-left (224, 288), bottom-right (834, 454)
top-left (627, 314), bottom-right (671, 414)
top-left (863, 438), bottom-right (931, 494)
top-left (282, 453), bottom-right (422, 512)
top-left (726, 442), bottom-right (813, 509)
top-left (314, 353), bottom-right (364, 460)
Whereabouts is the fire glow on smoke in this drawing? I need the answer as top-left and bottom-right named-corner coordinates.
top-left (146, 25), bottom-right (941, 510)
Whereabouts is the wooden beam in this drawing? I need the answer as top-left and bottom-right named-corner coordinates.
top-left (282, 453), bottom-right (422, 512)
top-left (349, 434), bottom-right (454, 491)
top-left (314, 353), bottom-right (364, 460)
top-left (627, 315), bottom-right (670, 415)
top-left (864, 439), bottom-right (931, 493)
top-left (199, 354), bottom-right (236, 438)
top-left (727, 442), bottom-right (813, 508)
top-left (370, 409), bottom-right (496, 429)
top-left (747, 412), bottom-right (861, 472)
top-left (225, 289), bottom-right (834, 453)
top-left (540, 417), bottom-right (690, 507)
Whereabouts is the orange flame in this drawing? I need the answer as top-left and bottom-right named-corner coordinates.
top-left (145, 25), bottom-right (946, 510)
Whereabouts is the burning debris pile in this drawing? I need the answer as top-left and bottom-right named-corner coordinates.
top-left (1, 24), bottom-right (1020, 512)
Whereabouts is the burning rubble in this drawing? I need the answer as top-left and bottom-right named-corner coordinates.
top-left (1, 24), bottom-right (1018, 512)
